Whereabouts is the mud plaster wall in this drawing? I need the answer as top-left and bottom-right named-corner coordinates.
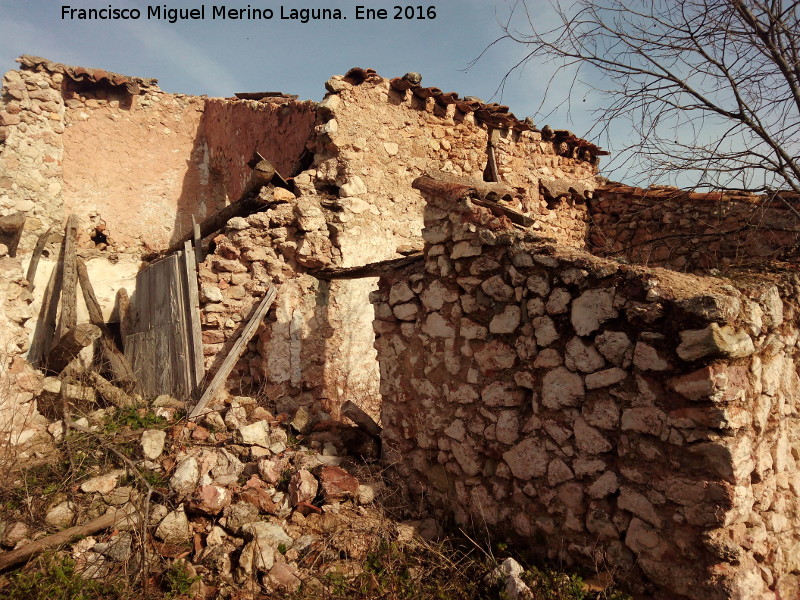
top-left (590, 186), bottom-right (800, 271)
top-left (373, 191), bottom-right (800, 600)
top-left (2, 63), bottom-right (319, 255)
top-left (200, 98), bottom-right (318, 203)
top-left (61, 90), bottom-right (207, 251)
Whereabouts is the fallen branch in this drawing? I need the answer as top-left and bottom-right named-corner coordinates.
top-left (0, 504), bottom-right (135, 572)
top-left (88, 371), bottom-right (136, 409)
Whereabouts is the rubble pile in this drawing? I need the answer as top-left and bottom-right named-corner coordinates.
top-left (0, 392), bottom-right (435, 598)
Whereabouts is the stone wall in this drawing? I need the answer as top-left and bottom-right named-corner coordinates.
top-left (225, 71), bottom-right (603, 417)
top-left (312, 72), bottom-right (599, 254)
top-left (373, 180), bottom-right (800, 599)
top-left (590, 185), bottom-right (800, 271)
top-left (0, 65), bottom-right (65, 254)
top-left (195, 188), bottom-right (346, 415)
top-left (0, 253), bottom-right (45, 448)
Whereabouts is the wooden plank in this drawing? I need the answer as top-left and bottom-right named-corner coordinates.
top-left (189, 286), bottom-right (277, 419)
top-left (45, 323), bottom-right (101, 375)
top-left (125, 330), bottom-right (158, 397)
top-left (28, 241), bottom-right (65, 367)
top-left (56, 215), bottom-right (79, 341)
top-left (312, 253), bottom-right (424, 280)
top-left (116, 288), bottom-right (130, 345)
top-left (25, 226), bottom-right (54, 289)
top-left (183, 241), bottom-right (204, 395)
top-left (170, 252), bottom-right (193, 398)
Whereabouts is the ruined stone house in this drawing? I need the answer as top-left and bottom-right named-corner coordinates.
top-left (2, 55), bottom-right (800, 598)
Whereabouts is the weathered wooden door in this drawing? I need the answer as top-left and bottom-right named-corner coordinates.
top-left (124, 242), bottom-right (203, 400)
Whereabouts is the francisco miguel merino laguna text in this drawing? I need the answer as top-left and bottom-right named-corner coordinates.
top-left (61, 4), bottom-right (437, 22)
top-left (61, 4), bottom-right (439, 23)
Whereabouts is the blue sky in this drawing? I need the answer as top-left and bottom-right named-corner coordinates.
top-left (0, 0), bottom-right (606, 167)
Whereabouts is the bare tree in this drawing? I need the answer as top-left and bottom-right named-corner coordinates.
top-left (495, 0), bottom-right (800, 195)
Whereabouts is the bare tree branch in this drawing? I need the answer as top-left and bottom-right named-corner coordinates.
top-left (494, 0), bottom-right (800, 196)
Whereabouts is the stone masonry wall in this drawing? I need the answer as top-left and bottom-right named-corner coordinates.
top-left (237, 71), bottom-right (603, 418)
top-left (374, 183), bottom-right (800, 599)
top-left (195, 187), bottom-right (349, 418)
top-left (0, 253), bottom-right (45, 448)
top-left (313, 72), bottom-right (599, 255)
top-left (0, 66), bottom-right (65, 254)
top-left (590, 185), bottom-right (800, 271)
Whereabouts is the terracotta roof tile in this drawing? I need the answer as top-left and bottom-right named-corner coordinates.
top-left (16, 55), bottom-right (157, 95)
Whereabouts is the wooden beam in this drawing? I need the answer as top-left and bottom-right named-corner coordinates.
top-left (25, 226), bottom-right (54, 289)
top-left (486, 146), bottom-right (499, 183)
top-left (191, 214), bottom-right (203, 264)
top-left (341, 400), bottom-right (382, 438)
top-left (88, 371), bottom-right (136, 409)
top-left (0, 213), bottom-right (26, 257)
top-left (0, 505), bottom-right (134, 572)
top-left (45, 323), bottom-right (101, 375)
top-left (165, 187), bottom-right (275, 255)
top-left (56, 215), bottom-right (79, 341)
top-left (28, 241), bottom-right (65, 367)
top-left (312, 253), bottom-right (424, 280)
top-left (169, 252), bottom-right (194, 399)
top-left (471, 197), bottom-right (534, 227)
top-left (76, 258), bottom-right (136, 387)
top-left (189, 286), bottom-right (277, 419)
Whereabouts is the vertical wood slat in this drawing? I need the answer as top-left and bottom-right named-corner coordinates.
top-left (169, 252), bottom-right (192, 399)
top-left (28, 225), bottom-right (67, 366)
top-left (182, 241), bottom-right (204, 395)
top-left (123, 246), bottom-right (209, 400)
top-left (189, 286), bottom-right (277, 419)
top-left (56, 215), bottom-right (79, 341)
